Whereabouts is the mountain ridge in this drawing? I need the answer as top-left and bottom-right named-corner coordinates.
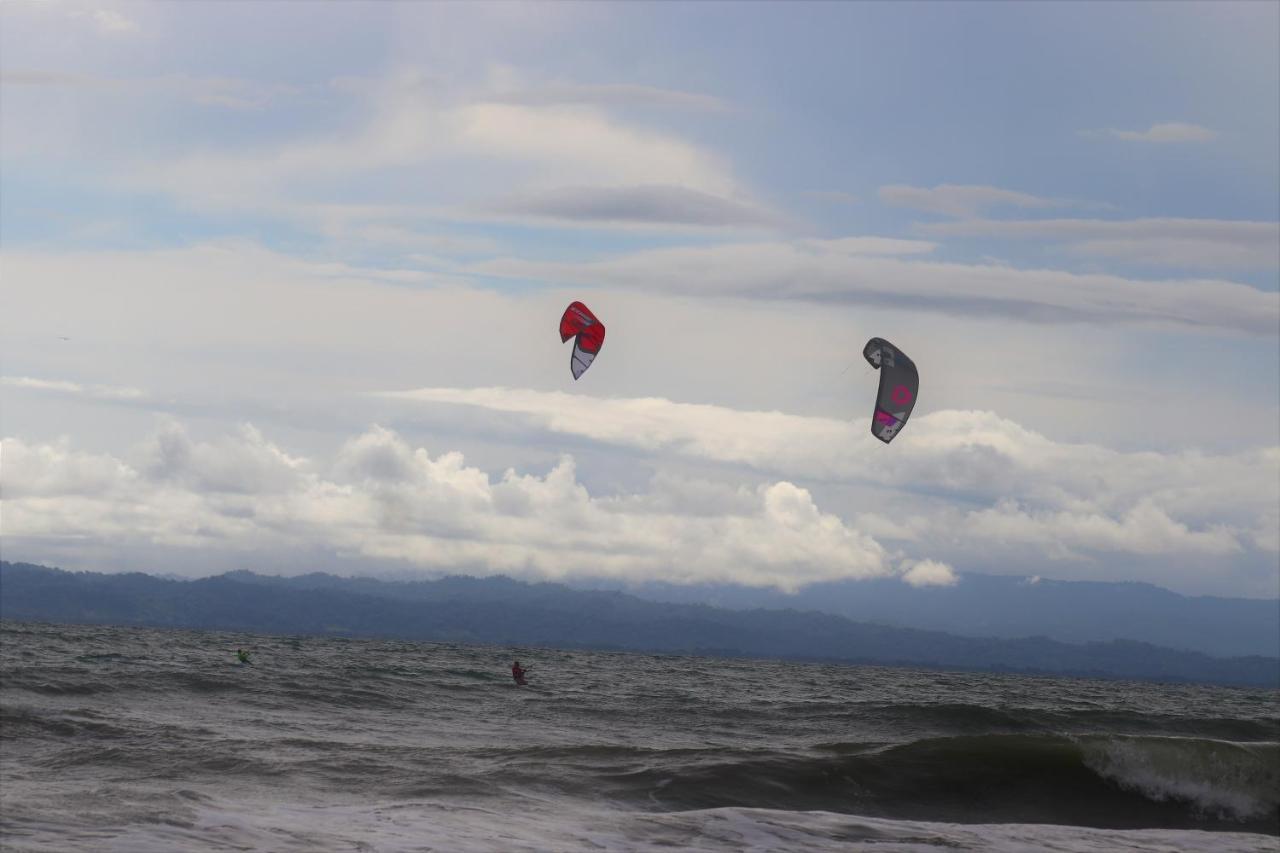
top-left (572, 572), bottom-right (1280, 658)
top-left (2, 561), bottom-right (1275, 688)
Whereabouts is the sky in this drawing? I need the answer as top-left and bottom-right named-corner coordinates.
top-left (1, 1), bottom-right (1277, 598)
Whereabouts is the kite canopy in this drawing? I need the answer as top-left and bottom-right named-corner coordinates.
top-left (863, 337), bottom-right (918, 443)
top-left (560, 301), bottom-right (606, 380)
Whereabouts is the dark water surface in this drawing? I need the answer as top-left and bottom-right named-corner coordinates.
top-left (2, 621), bottom-right (1277, 851)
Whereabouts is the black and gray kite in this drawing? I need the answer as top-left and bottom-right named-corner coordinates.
top-left (863, 337), bottom-right (919, 443)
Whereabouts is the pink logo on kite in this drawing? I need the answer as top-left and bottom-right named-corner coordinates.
top-left (891, 385), bottom-right (913, 406)
top-left (874, 409), bottom-right (898, 427)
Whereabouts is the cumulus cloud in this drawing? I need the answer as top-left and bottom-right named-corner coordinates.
top-left (138, 421), bottom-right (306, 495)
top-left (0, 424), bottom-right (901, 591)
top-left (967, 500), bottom-right (1242, 557)
top-left (12, 403), bottom-right (1269, 591)
top-left (901, 559), bottom-right (959, 587)
top-left (472, 239), bottom-right (1279, 335)
top-left (921, 217), bottom-right (1280, 271)
top-left (4, 398), bottom-right (1276, 594)
top-left (1082, 122), bottom-right (1218, 143)
top-left (879, 184), bottom-right (1060, 218)
top-left (385, 388), bottom-right (1280, 563)
top-left (0, 437), bottom-right (135, 499)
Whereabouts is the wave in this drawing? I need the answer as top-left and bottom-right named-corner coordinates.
top-left (621, 734), bottom-right (1279, 833)
top-left (0, 705), bottom-right (133, 741)
top-left (1080, 735), bottom-right (1280, 823)
top-left (831, 702), bottom-right (1280, 742)
top-left (5, 622), bottom-right (1278, 839)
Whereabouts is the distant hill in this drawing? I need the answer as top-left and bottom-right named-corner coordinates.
top-left (574, 574), bottom-right (1280, 659)
top-left (2, 561), bottom-right (1276, 688)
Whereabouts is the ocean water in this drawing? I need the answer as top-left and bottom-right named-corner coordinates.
top-left (1, 621), bottom-right (1277, 852)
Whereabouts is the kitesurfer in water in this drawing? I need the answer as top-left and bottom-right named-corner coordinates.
top-left (511, 660), bottom-right (527, 685)
top-left (236, 648), bottom-right (251, 665)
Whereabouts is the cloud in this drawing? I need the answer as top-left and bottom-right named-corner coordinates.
top-left (11, 402), bottom-right (1272, 591)
top-left (489, 82), bottom-right (730, 113)
top-left (0, 437), bottom-right (135, 499)
top-left (386, 386), bottom-right (854, 471)
top-left (3, 4), bottom-right (142, 37)
top-left (2, 61), bottom-right (760, 235)
top-left (472, 239), bottom-right (1279, 335)
top-left (967, 500), bottom-right (1241, 557)
top-left (920, 218), bottom-right (1280, 271)
top-left (480, 184), bottom-right (781, 228)
top-left (324, 225), bottom-right (502, 256)
top-left (2, 376), bottom-right (146, 401)
top-left (383, 387), bottom-right (1280, 564)
top-left (0, 69), bottom-right (302, 110)
top-left (138, 421), bottom-right (306, 495)
top-left (798, 237), bottom-right (936, 255)
top-left (0, 242), bottom-right (524, 369)
top-left (114, 72), bottom-right (769, 232)
top-left (0, 424), bottom-right (900, 590)
top-left (89, 9), bottom-right (138, 34)
top-left (449, 101), bottom-right (736, 193)
top-left (3, 240), bottom-right (1273, 458)
top-left (879, 184), bottom-right (1060, 218)
top-left (901, 559), bottom-right (959, 587)
top-left (1082, 123), bottom-right (1218, 143)
top-left (2, 71), bottom-right (103, 87)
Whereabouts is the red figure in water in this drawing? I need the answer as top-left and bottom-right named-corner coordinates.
top-left (511, 660), bottom-right (528, 685)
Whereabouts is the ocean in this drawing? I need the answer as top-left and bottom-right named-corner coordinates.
top-left (1, 621), bottom-right (1276, 852)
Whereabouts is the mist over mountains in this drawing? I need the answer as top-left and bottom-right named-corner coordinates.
top-left (2, 561), bottom-right (1276, 688)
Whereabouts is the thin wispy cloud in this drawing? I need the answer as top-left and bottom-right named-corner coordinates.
top-left (1081, 122), bottom-right (1218, 143)
top-left (1, 376), bottom-right (146, 401)
top-left (481, 184), bottom-right (782, 229)
top-left (473, 239), bottom-right (1279, 335)
top-left (4, 2), bottom-right (142, 37)
top-left (2, 70), bottom-right (103, 87)
top-left (5, 239), bottom-right (1275, 452)
top-left (878, 184), bottom-right (1062, 219)
top-left (114, 73), bottom-right (770, 233)
top-left (920, 217), bottom-right (1280, 271)
top-left (88, 9), bottom-right (138, 34)
top-left (489, 82), bottom-right (731, 113)
top-left (0, 69), bottom-right (301, 110)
